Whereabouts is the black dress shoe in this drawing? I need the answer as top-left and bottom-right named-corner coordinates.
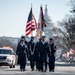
top-left (20, 69), bottom-right (22, 71)
top-left (31, 68), bottom-right (34, 71)
top-left (49, 70), bottom-right (51, 72)
top-left (51, 69), bottom-right (54, 72)
top-left (44, 70), bottom-right (46, 72)
top-left (39, 69), bottom-right (41, 71)
top-left (23, 69), bottom-right (26, 71)
top-left (41, 70), bottom-right (43, 72)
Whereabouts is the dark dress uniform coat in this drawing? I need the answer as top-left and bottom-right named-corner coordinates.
top-left (16, 43), bottom-right (27, 64)
top-left (47, 42), bottom-right (56, 71)
top-left (37, 41), bottom-right (48, 71)
top-left (47, 43), bottom-right (56, 62)
top-left (35, 41), bottom-right (41, 70)
top-left (28, 40), bottom-right (35, 61)
top-left (38, 41), bottom-right (48, 62)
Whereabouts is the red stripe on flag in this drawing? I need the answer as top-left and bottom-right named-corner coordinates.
top-left (31, 28), bottom-right (35, 31)
top-left (26, 27), bottom-right (31, 32)
top-left (25, 7), bottom-right (37, 36)
top-left (26, 31), bottom-right (31, 36)
top-left (26, 23), bottom-right (32, 28)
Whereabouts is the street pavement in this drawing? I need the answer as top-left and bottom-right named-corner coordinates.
top-left (0, 62), bottom-right (75, 75)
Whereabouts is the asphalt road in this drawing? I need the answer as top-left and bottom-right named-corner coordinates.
top-left (0, 62), bottom-right (75, 75)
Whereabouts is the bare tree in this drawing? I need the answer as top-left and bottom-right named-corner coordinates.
top-left (56, 0), bottom-right (75, 51)
top-left (0, 37), bottom-right (17, 52)
top-left (69, 0), bottom-right (75, 14)
top-left (58, 17), bottom-right (75, 51)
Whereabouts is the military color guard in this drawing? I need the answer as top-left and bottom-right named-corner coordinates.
top-left (16, 35), bottom-right (56, 72)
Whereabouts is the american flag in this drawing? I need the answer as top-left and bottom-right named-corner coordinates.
top-left (25, 7), bottom-right (37, 36)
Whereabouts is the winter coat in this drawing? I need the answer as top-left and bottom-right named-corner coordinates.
top-left (16, 44), bottom-right (27, 64)
top-left (47, 43), bottom-right (56, 62)
top-left (37, 41), bottom-right (48, 62)
top-left (28, 40), bottom-right (36, 61)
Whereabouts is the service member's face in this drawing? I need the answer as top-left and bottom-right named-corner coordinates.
top-left (49, 39), bottom-right (53, 43)
top-left (21, 40), bottom-right (24, 44)
top-left (42, 38), bottom-right (45, 42)
top-left (31, 38), bottom-right (34, 41)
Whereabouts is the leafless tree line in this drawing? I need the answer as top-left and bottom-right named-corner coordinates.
top-left (0, 37), bottom-right (17, 52)
top-left (57, 0), bottom-right (75, 51)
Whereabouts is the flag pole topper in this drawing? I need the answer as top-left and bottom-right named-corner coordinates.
top-left (31, 4), bottom-right (32, 8)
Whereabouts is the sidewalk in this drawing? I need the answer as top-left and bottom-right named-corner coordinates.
top-left (55, 61), bottom-right (75, 66)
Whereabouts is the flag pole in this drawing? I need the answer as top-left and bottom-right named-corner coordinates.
top-left (40, 5), bottom-right (43, 38)
top-left (40, 5), bottom-right (47, 38)
top-left (31, 4), bottom-right (33, 37)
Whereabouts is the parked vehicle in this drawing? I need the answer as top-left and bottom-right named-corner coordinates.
top-left (0, 47), bottom-right (16, 68)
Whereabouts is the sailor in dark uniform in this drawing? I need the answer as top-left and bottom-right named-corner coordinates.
top-left (37, 36), bottom-right (48, 72)
top-left (47, 38), bottom-right (56, 72)
top-left (35, 38), bottom-right (42, 71)
top-left (16, 39), bottom-right (28, 71)
top-left (16, 35), bottom-right (28, 65)
top-left (21, 35), bottom-right (28, 45)
top-left (28, 37), bottom-right (35, 71)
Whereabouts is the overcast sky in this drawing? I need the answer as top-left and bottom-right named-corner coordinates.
top-left (0, 0), bottom-right (70, 37)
